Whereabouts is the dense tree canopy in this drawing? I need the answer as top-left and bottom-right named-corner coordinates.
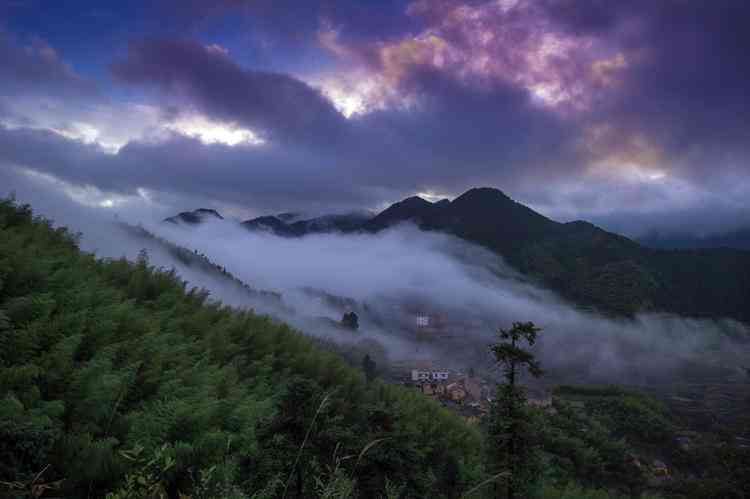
top-left (0, 199), bottom-right (483, 498)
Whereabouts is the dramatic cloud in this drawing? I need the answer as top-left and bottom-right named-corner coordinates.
top-left (544, 0), bottom-right (750, 183)
top-left (2, 0), bottom-right (750, 235)
top-left (313, 0), bottom-right (750, 230)
top-left (0, 33), bottom-right (165, 151)
top-left (0, 124), bottom-right (388, 215)
top-left (113, 39), bottom-right (347, 143)
top-left (2, 33), bottom-right (578, 215)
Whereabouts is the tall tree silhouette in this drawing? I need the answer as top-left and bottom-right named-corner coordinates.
top-left (488, 322), bottom-right (543, 499)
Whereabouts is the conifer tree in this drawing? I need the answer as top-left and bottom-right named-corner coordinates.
top-left (487, 321), bottom-right (543, 499)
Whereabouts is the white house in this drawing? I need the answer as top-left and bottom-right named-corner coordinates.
top-left (411, 368), bottom-right (450, 382)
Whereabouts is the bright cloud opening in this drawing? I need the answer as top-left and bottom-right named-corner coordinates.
top-left (315, 72), bottom-right (400, 118)
top-left (165, 115), bottom-right (265, 146)
top-left (416, 190), bottom-right (452, 203)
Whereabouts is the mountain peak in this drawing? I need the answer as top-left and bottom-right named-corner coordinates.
top-left (399, 195), bottom-right (433, 207)
top-left (194, 208), bottom-right (223, 218)
top-left (277, 212), bottom-right (305, 223)
top-left (454, 187), bottom-right (511, 203)
top-left (165, 208), bottom-right (223, 224)
top-left (365, 194), bottom-right (448, 230)
top-left (241, 215), bottom-right (297, 236)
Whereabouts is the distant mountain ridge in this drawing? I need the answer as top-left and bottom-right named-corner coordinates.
top-left (240, 211), bottom-right (371, 236)
top-left (166, 207), bottom-right (372, 237)
top-left (165, 188), bottom-right (750, 323)
top-left (164, 208), bottom-right (223, 225)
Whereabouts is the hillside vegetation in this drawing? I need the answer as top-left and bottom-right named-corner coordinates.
top-left (0, 199), bottom-right (483, 498)
top-left (2, 198), bottom-right (747, 499)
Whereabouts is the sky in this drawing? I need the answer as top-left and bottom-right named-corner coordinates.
top-left (2, 0), bottom-right (750, 236)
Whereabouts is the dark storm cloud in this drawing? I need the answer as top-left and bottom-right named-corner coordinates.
top-left (352, 66), bottom-right (577, 191)
top-left (0, 123), bottom-right (399, 215)
top-left (91, 37), bottom-right (572, 212)
top-left (112, 39), bottom-right (346, 143)
top-left (0, 60), bottom-right (573, 214)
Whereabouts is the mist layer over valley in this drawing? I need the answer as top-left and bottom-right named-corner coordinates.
top-left (6, 170), bottom-right (748, 389)
top-left (155, 217), bottom-right (750, 383)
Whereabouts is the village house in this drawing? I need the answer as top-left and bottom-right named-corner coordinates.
top-left (410, 367), bottom-right (450, 382)
top-left (401, 302), bottom-right (458, 341)
top-left (413, 311), bottom-right (454, 340)
top-left (396, 360), bottom-right (496, 422)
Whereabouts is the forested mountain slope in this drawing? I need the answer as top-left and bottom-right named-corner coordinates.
top-left (348, 189), bottom-right (750, 322)
top-left (0, 199), bottom-right (483, 498)
top-left (362, 188), bottom-right (750, 322)
top-left (179, 188), bottom-right (750, 323)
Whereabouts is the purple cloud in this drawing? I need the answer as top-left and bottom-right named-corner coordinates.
top-left (112, 39), bottom-right (346, 143)
top-left (3, 1), bottom-right (750, 237)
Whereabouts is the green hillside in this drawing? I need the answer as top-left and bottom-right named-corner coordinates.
top-left (0, 199), bottom-right (483, 498)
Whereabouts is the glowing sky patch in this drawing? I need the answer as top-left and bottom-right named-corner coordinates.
top-left (604, 163), bottom-right (669, 183)
top-left (318, 76), bottom-right (373, 118)
top-left (416, 190), bottom-right (452, 202)
top-left (315, 71), bottom-right (403, 118)
top-left (0, 96), bottom-right (164, 154)
top-left (164, 115), bottom-right (265, 146)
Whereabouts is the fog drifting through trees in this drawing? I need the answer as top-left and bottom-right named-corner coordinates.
top-left (5, 166), bottom-right (748, 385)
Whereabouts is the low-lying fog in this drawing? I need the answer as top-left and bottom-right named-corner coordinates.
top-left (5, 167), bottom-right (749, 386)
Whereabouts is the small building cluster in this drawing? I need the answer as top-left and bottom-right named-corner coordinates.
top-left (394, 360), bottom-right (493, 423)
top-left (410, 368), bottom-right (450, 382)
top-left (392, 360), bottom-right (557, 424)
